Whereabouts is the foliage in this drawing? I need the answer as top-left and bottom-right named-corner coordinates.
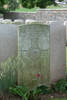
top-left (36, 0), bottom-right (56, 8)
top-left (50, 98), bottom-right (67, 100)
top-left (0, 56), bottom-right (23, 92)
top-left (9, 77), bottom-right (67, 99)
top-left (30, 86), bottom-right (42, 100)
top-left (0, 0), bottom-right (7, 13)
top-left (21, 0), bottom-right (56, 8)
top-left (0, 0), bottom-right (7, 6)
top-left (21, 0), bottom-right (35, 8)
top-left (10, 84), bottom-right (43, 100)
top-left (10, 83), bottom-right (30, 100)
top-left (54, 79), bottom-right (67, 93)
top-left (59, 0), bottom-right (64, 2)
top-left (0, 57), bottom-right (17, 92)
top-left (7, 0), bottom-right (19, 10)
top-left (0, 0), bottom-right (19, 13)
top-left (10, 84), bottom-right (54, 100)
top-left (34, 85), bottom-right (54, 94)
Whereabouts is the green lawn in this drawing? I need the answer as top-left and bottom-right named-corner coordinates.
top-left (13, 7), bottom-right (39, 12)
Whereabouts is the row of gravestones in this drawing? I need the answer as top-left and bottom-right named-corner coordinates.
top-left (0, 21), bottom-right (66, 89)
top-left (0, 18), bottom-right (24, 24)
top-left (0, 18), bottom-right (42, 25)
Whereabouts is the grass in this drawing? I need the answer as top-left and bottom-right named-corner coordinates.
top-left (13, 7), bottom-right (39, 12)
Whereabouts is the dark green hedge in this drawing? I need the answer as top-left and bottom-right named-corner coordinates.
top-left (21, 0), bottom-right (56, 8)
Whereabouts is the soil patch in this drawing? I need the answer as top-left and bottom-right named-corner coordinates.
top-left (41, 93), bottom-right (67, 100)
top-left (0, 93), bottom-right (67, 100)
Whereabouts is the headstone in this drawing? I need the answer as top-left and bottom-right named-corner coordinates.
top-left (1, 19), bottom-right (12, 24)
top-left (0, 24), bottom-right (18, 64)
top-left (13, 19), bottom-right (24, 25)
top-left (18, 23), bottom-right (50, 88)
top-left (64, 21), bottom-right (67, 25)
top-left (25, 19), bottom-right (37, 24)
top-left (50, 21), bottom-right (66, 83)
top-left (25, 19), bottom-right (42, 24)
top-left (0, 18), bottom-right (3, 23)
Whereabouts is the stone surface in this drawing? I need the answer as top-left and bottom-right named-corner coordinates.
top-left (1, 19), bottom-right (12, 24)
top-left (13, 19), bottom-right (24, 25)
top-left (50, 21), bottom-right (66, 83)
top-left (25, 19), bottom-right (37, 24)
top-left (18, 23), bottom-right (50, 88)
top-left (0, 24), bottom-right (18, 64)
top-left (25, 19), bottom-right (42, 24)
top-left (0, 18), bottom-right (3, 23)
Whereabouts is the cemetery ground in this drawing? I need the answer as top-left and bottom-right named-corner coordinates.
top-left (50, 99), bottom-right (67, 100)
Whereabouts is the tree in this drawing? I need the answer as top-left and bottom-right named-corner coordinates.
top-left (21, 0), bottom-right (35, 8)
top-left (21, 0), bottom-right (56, 8)
top-left (7, 0), bottom-right (19, 10)
top-left (36, 0), bottom-right (56, 8)
top-left (0, 0), bottom-right (7, 13)
top-left (59, 0), bottom-right (64, 2)
top-left (0, 0), bottom-right (19, 13)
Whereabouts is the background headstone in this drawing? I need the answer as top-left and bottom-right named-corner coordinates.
top-left (1, 19), bottom-right (12, 24)
top-left (13, 19), bottom-right (24, 25)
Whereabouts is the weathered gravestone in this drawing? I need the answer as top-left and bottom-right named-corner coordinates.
top-left (1, 19), bottom-right (12, 24)
top-left (18, 22), bottom-right (66, 88)
top-left (18, 23), bottom-right (50, 88)
top-left (50, 21), bottom-right (66, 83)
top-left (13, 19), bottom-right (24, 25)
top-left (0, 24), bottom-right (18, 64)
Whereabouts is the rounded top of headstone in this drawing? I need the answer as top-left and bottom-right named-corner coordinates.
top-left (13, 19), bottom-right (24, 25)
top-left (25, 19), bottom-right (42, 24)
top-left (1, 19), bottom-right (12, 24)
top-left (49, 21), bottom-right (57, 24)
top-left (64, 21), bottom-right (67, 25)
top-left (0, 18), bottom-right (3, 21)
top-left (0, 18), bottom-right (3, 23)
